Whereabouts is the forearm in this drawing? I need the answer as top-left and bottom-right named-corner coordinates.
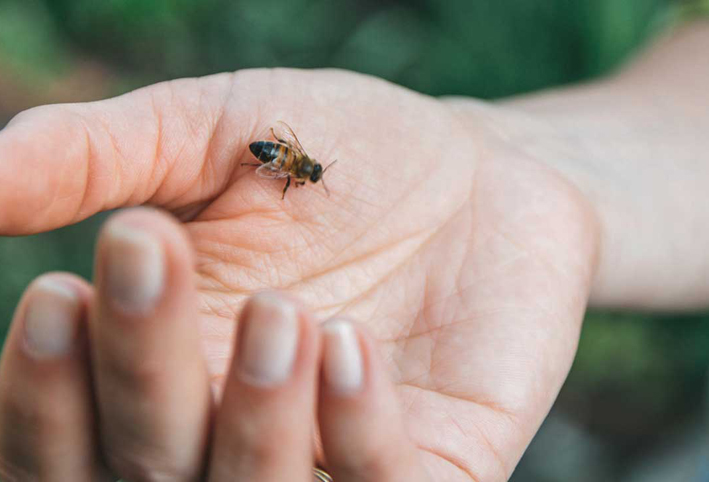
top-left (515, 21), bottom-right (709, 309)
top-left (457, 21), bottom-right (709, 309)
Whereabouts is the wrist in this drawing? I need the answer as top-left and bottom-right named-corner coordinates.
top-left (444, 96), bottom-right (602, 304)
top-left (462, 83), bottom-right (709, 310)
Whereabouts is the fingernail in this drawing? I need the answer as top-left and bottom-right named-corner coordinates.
top-left (238, 293), bottom-right (299, 386)
top-left (103, 221), bottom-right (164, 313)
top-left (23, 278), bottom-right (81, 360)
top-left (322, 320), bottom-right (363, 395)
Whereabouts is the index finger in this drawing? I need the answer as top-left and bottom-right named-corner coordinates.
top-left (0, 71), bottom-right (257, 235)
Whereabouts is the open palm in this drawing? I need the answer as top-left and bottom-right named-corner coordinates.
top-left (0, 69), bottom-right (598, 481)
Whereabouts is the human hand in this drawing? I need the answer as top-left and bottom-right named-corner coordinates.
top-left (0, 214), bottom-right (429, 481)
top-left (0, 69), bottom-right (599, 480)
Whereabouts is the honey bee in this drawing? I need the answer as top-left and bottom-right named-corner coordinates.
top-left (243, 121), bottom-right (337, 199)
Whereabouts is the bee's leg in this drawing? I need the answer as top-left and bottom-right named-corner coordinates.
top-left (295, 180), bottom-right (305, 188)
top-left (282, 176), bottom-right (292, 199)
top-left (241, 163), bottom-right (261, 167)
top-left (271, 127), bottom-right (287, 144)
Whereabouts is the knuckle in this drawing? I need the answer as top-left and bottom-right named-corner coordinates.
top-left (240, 434), bottom-right (283, 467)
top-left (0, 398), bottom-right (68, 482)
top-left (222, 418), bottom-right (292, 470)
top-left (102, 354), bottom-right (167, 399)
top-left (1, 390), bottom-right (64, 438)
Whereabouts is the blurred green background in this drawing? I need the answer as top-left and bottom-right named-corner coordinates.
top-left (1, 0), bottom-right (708, 480)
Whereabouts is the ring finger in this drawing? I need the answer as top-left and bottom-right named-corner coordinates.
top-left (207, 292), bottom-right (320, 482)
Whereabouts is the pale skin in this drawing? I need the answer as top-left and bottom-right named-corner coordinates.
top-left (0, 20), bottom-right (707, 482)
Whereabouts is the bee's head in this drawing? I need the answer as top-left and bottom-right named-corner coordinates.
top-left (313, 159), bottom-right (337, 197)
top-left (310, 163), bottom-right (323, 183)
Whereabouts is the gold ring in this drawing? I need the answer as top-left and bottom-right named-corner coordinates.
top-left (313, 467), bottom-right (333, 482)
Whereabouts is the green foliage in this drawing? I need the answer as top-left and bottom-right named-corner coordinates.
top-left (0, 0), bottom-right (71, 86)
top-left (568, 310), bottom-right (709, 405)
top-left (2, 0), bottom-right (678, 97)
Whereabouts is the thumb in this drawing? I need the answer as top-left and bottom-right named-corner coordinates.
top-left (0, 71), bottom-right (259, 235)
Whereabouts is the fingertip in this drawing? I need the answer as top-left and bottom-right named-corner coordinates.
top-left (208, 292), bottom-right (319, 481)
top-left (30, 271), bottom-right (94, 299)
top-left (235, 292), bottom-right (301, 387)
top-left (12, 273), bottom-right (92, 363)
top-left (0, 273), bottom-right (109, 481)
top-left (0, 106), bottom-right (93, 235)
top-left (0, 272), bottom-right (93, 399)
top-left (94, 207), bottom-right (195, 318)
top-left (321, 319), bottom-right (365, 396)
top-left (230, 291), bottom-right (321, 393)
top-left (22, 278), bottom-right (84, 361)
top-left (98, 216), bottom-right (166, 314)
top-left (320, 318), bottom-right (391, 400)
top-left (318, 318), bottom-right (424, 481)
top-left (98, 206), bottom-right (194, 262)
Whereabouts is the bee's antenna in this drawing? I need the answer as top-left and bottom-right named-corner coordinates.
top-left (321, 160), bottom-right (337, 197)
top-left (323, 159), bottom-right (338, 173)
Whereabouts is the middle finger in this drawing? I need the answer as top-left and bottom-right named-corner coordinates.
top-left (90, 209), bottom-right (212, 481)
top-left (208, 292), bottom-right (320, 482)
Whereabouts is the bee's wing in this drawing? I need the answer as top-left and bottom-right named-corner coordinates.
top-left (256, 162), bottom-right (290, 179)
top-left (272, 121), bottom-right (308, 157)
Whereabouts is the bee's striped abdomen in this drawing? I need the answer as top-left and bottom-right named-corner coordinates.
top-left (249, 141), bottom-right (279, 163)
top-left (249, 141), bottom-right (294, 170)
